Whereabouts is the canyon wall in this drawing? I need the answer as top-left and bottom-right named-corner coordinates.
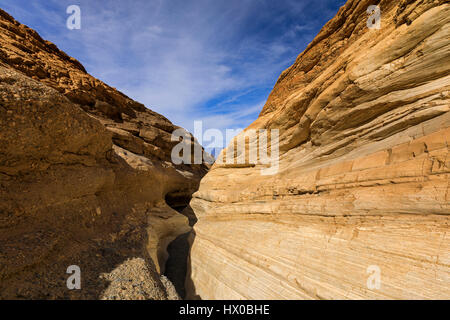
top-left (189, 0), bottom-right (450, 299)
top-left (0, 9), bottom-right (207, 299)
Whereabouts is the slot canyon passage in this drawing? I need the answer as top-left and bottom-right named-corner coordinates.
top-left (0, 0), bottom-right (449, 300)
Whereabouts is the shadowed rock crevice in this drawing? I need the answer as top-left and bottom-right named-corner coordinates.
top-left (163, 191), bottom-right (198, 299)
top-left (164, 232), bottom-right (192, 299)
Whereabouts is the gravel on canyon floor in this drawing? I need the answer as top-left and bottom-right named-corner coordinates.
top-left (100, 258), bottom-right (180, 300)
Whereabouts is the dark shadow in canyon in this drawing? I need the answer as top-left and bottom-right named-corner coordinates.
top-left (163, 194), bottom-right (200, 299)
top-left (184, 229), bottom-right (201, 300)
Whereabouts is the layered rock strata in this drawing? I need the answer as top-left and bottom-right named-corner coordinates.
top-left (189, 0), bottom-right (450, 299)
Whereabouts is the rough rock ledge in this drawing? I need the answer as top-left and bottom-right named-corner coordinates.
top-left (0, 8), bottom-right (207, 299)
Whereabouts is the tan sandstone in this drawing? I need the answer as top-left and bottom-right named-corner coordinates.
top-left (0, 9), bottom-right (207, 299)
top-left (189, 0), bottom-right (450, 300)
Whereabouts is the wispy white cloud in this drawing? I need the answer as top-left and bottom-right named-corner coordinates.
top-left (1, 0), bottom-right (346, 147)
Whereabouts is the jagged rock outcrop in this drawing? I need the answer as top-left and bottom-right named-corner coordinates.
top-left (0, 9), bottom-right (207, 299)
top-left (189, 0), bottom-right (450, 299)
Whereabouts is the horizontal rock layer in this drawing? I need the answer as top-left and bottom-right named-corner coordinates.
top-left (189, 0), bottom-right (450, 299)
top-left (0, 9), bottom-right (207, 299)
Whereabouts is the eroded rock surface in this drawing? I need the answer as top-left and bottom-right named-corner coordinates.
top-left (189, 0), bottom-right (450, 299)
top-left (0, 9), bottom-right (207, 299)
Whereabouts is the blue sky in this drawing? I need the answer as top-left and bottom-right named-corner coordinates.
top-left (0, 0), bottom-right (345, 148)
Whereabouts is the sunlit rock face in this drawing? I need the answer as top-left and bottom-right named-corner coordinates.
top-left (0, 9), bottom-right (208, 299)
top-left (189, 0), bottom-right (450, 300)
